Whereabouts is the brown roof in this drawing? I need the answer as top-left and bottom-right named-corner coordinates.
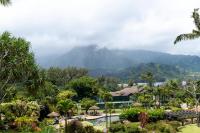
top-left (110, 86), bottom-right (143, 96)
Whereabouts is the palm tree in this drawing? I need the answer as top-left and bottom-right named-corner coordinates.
top-left (106, 102), bottom-right (113, 127)
top-left (174, 8), bottom-right (200, 44)
top-left (99, 91), bottom-right (112, 133)
top-left (0, 0), bottom-right (11, 6)
top-left (140, 71), bottom-right (154, 87)
top-left (57, 99), bottom-right (75, 133)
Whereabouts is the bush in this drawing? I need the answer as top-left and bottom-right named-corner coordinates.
top-left (67, 120), bottom-right (102, 133)
top-left (167, 121), bottom-right (181, 131)
top-left (40, 126), bottom-right (55, 133)
top-left (120, 108), bottom-right (164, 122)
top-left (147, 109), bottom-right (165, 122)
top-left (40, 118), bottom-right (54, 126)
top-left (15, 116), bottom-right (37, 131)
top-left (68, 120), bottom-right (85, 133)
top-left (120, 108), bottom-right (144, 122)
top-left (146, 121), bottom-right (177, 133)
top-left (110, 122), bottom-right (148, 133)
top-left (125, 123), bottom-right (147, 133)
top-left (126, 125), bottom-right (140, 133)
top-left (110, 122), bottom-right (125, 133)
top-left (84, 126), bottom-right (96, 133)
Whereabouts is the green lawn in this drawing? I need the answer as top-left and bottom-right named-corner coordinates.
top-left (179, 124), bottom-right (200, 133)
top-left (98, 109), bottom-right (122, 114)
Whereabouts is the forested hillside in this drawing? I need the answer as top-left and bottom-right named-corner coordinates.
top-left (89, 63), bottom-right (185, 82)
top-left (38, 45), bottom-right (200, 72)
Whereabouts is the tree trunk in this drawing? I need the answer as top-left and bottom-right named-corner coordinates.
top-left (105, 103), bottom-right (108, 133)
top-left (86, 109), bottom-right (88, 115)
top-left (109, 110), bottom-right (111, 127)
top-left (195, 100), bottom-right (200, 127)
top-left (65, 114), bottom-right (68, 133)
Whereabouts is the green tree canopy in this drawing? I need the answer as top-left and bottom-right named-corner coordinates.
top-left (140, 71), bottom-right (154, 87)
top-left (0, 100), bottom-right (40, 122)
top-left (80, 98), bottom-right (96, 114)
top-left (46, 67), bottom-right (88, 86)
top-left (98, 90), bottom-right (112, 102)
top-left (97, 76), bottom-right (119, 91)
top-left (67, 76), bottom-right (99, 100)
top-left (56, 99), bottom-right (75, 115)
top-left (57, 90), bottom-right (77, 101)
top-left (0, 32), bottom-right (40, 101)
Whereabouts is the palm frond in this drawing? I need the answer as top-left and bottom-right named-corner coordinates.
top-left (192, 8), bottom-right (200, 30)
top-left (174, 33), bottom-right (200, 44)
top-left (0, 0), bottom-right (11, 6)
top-left (192, 29), bottom-right (200, 34)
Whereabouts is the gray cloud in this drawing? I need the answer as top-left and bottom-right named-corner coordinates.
top-left (0, 0), bottom-right (200, 57)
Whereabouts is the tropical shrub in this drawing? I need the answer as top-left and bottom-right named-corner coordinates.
top-left (56, 90), bottom-right (77, 101)
top-left (147, 109), bottom-right (165, 122)
top-left (146, 121), bottom-right (178, 133)
top-left (84, 126), bottom-right (96, 133)
top-left (0, 100), bottom-right (40, 120)
top-left (110, 122), bottom-right (147, 133)
top-left (40, 126), bottom-right (56, 133)
top-left (67, 120), bottom-right (85, 133)
top-left (167, 121), bottom-right (181, 131)
top-left (109, 122), bottom-right (125, 133)
top-left (67, 120), bottom-right (102, 133)
top-left (40, 118), bottom-right (54, 126)
top-left (125, 122), bottom-right (139, 132)
top-left (120, 108), bottom-right (144, 122)
top-left (168, 98), bottom-right (182, 107)
top-left (126, 124), bottom-right (147, 133)
top-left (15, 116), bottom-right (37, 132)
top-left (120, 108), bottom-right (165, 122)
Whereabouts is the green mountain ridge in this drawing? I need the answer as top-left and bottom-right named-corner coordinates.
top-left (38, 45), bottom-right (200, 72)
top-left (89, 63), bottom-right (185, 82)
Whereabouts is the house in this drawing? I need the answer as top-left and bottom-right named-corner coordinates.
top-left (110, 86), bottom-right (144, 101)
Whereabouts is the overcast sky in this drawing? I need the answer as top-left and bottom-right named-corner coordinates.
top-left (1, 0), bottom-right (200, 57)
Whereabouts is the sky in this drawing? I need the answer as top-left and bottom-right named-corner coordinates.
top-left (1, 0), bottom-right (200, 57)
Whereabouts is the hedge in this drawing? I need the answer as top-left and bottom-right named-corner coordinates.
top-left (120, 108), bottom-right (165, 122)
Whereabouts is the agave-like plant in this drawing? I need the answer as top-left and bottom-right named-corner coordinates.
top-left (174, 8), bottom-right (200, 44)
top-left (0, 0), bottom-right (11, 6)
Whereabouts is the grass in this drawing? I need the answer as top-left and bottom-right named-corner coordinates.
top-left (94, 122), bottom-right (106, 131)
top-left (179, 124), bottom-right (200, 133)
top-left (98, 109), bottom-right (122, 114)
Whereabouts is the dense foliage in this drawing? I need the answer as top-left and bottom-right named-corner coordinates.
top-left (120, 108), bottom-right (165, 122)
top-left (80, 98), bottom-right (96, 114)
top-left (105, 63), bottom-right (185, 82)
top-left (67, 76), bottom-right (100, 100)
top-left (110, 121), bottom-right (180, 133)
top-left (0, 32), bottom-right (41, 101)
top-left (46, 67), bottom-right (88, 86)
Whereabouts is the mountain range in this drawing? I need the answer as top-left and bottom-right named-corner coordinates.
top-left (37, 45), bottom-right (200, 72)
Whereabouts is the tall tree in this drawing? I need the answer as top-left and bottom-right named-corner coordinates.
top-left (0, 0), bottom-right (10, 6)
top-left (0, 32), bottom-right (39, 102)
top-left (140, 71), bottom-right (154, 87)
top-left (57, 99), bottom-right (75, 133)
top-left (80, 98), bottom-right (96, 114)
top-left (46, 67), bottom-right (88, 86)
top-left (56, 90), bottom-right (77, 101)
top-left (174, 8), bottom-right (200, 44)
top-left (99, 91), bottom-right (112, 132)
top-left (67, 76), bottom-right (99, 100)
